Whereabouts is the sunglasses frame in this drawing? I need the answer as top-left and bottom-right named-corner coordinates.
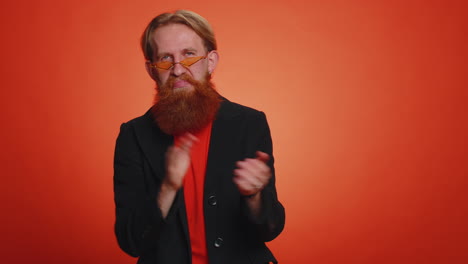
top-left (148, 55), bottom-right (207, 70)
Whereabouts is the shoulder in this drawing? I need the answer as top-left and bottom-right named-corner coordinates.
top-left (121, 108), bottom-right (154, 129)
top-left (219, 98), bottom-right (266, 121)
top-left (117, 107), bottom-right (171, 150)
top-left (117, 107), bottom-right (168, 142)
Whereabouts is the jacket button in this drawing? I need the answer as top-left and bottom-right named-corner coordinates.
top-left (214, 237), bottom-right (223, 248)
top-left (208, 195), bottom-right (217, 206)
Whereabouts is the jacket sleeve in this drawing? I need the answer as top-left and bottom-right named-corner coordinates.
top-left (241, 111), bottom-right (286, 242)
top-left (113, 122), bottom-right (179, 257)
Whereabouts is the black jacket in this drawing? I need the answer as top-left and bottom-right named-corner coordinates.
top-left (113, 99), bottom-right (285, 264)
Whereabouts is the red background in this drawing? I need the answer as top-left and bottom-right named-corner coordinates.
top-left (1, 0), bottom-right (467, 263)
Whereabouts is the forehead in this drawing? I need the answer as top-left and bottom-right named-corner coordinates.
top-left (152, 23), bottom-right (205, 54)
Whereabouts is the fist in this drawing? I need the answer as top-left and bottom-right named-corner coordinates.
top-left (233, 151), bottom-right (271, 197)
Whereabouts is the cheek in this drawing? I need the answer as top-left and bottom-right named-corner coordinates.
top-left (193, 66), bottom-right (209, 81)
top-left (157, 71), bottom-right (170, 83)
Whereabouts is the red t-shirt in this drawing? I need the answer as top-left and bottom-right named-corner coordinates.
top-left (175, 122), bottom-right (213, 264)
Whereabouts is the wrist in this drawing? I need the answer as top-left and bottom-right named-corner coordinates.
top-left (161, 179), bottom-right (180, 193)
top-left (244, 191), bottom-right (261, 200)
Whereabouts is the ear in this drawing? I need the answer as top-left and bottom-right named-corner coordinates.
top-left (207, 50), bottom-right (219, 74)
top-left (145, 61), bottom-right (158, 81)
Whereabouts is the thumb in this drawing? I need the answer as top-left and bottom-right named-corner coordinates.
top-left (255, 151), bottom-right (270, 163)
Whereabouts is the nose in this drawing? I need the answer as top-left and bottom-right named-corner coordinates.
top-left (171, 61), bottom-right (188, 77)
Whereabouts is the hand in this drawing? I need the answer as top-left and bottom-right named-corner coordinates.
top-left (164, 133), bottom-right (198, 190)
top-left (233, 151), bottom-right (271, 197)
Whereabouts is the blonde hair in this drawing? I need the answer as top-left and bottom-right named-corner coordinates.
top-left (141, 10), bottom-right (217, 62)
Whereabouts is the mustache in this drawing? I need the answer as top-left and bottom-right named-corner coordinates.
top-left (160, 74), bottom-right (198, 91)
top-left (170, 74), bottom-right (197, 84)
top-left (157, 72), bottom-right (212, 92)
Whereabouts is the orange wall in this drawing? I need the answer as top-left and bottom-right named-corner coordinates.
top-left (1, 0), bottom-right (467, 263)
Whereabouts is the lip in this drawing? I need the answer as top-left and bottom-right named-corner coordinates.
top-left (173, 80), bottom-right (191, 89)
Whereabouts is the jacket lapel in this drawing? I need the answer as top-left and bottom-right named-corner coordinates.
top-left (205, 99), bottom-right (242, 185)
top-left (132, 109), bottom-right (173, 180)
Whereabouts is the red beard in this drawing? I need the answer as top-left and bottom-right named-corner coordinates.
top-left (151, 73), bottom-right (221, 135)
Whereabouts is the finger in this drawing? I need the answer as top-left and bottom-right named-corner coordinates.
top-left (233, 168), bottom-right (252, 179)
top-left (234, 165), bottom-right (268, 190)
top-left (255, 151), bottom-right (270, 163)
top-left (236, 159), bottom-right (270, 179)
top-left (233, 175), bottom-right (263, 195)
top-left (234, 171), bottom-right (263, 188)
top-left (184, 133), bottom-right (199, 143)
top-left (233, 177), bottom-right (250, 196)
top-left (235, 161), bottom-right (259, 180)
top-left (177, 133), bottom-right (199, 151)
top-left (237, 158), bottom-right (264, 169)
top-left (179, 133), bottom-right (198, 144)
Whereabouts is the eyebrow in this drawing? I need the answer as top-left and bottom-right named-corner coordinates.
top-left (157, 47), bottom-right (199, 57)
top-left (156, 52), bottom-right (172, 58)
top-left (183, 48), bottom-right (198, 53)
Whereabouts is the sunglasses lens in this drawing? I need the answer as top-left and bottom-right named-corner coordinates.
top-left (180, 56), bottom-right (204, 67)
top-left (155, 61), bottom-right (173, 70)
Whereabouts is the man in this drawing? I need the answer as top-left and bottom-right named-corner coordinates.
top-left (113, 10), bottom-right (285, 264)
